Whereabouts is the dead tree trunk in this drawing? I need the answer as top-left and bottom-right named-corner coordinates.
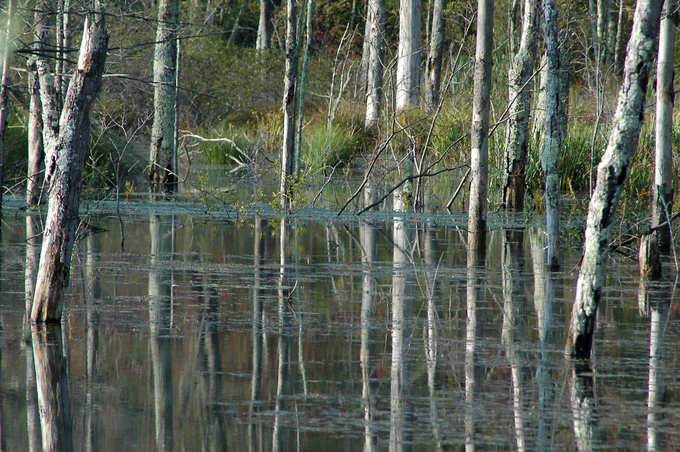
top-left (32, 10), bottom-right (108, 323)
top-left (256, 0), bottom-right (273, 50)
top-left (652, 0), bottom-right (676, 251)
top-left (395, 0), bottom-right (422, 110)
top-left (0, 0), bottom-right (15, 223)
top-left (364, 0), bottom-right (386, 131)
top-left (280, 0), bottom-right (297, 209)
top-left (543, 0), bottom-right (562, 270)
top-left (503, 0), bottom-right (537, 210)
top-left (566, 0), bottom-right (662, 358)
top-left (424, 0), bottom-right (447, 111)
top-left (27, 0), bottom-right (51, 206)
top-left (467, 0), bottom-right (494, 253)
top-left (149, 0), bottom-right (180, 194)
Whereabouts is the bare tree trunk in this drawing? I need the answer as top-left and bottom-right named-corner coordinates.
top-left (605, 0), bottom-right (617, 66)
top-left (467, 0), bottom-right (494, 253)
top-left (503, 0), bottom-right (537, 210)
top-left (613, 0), bottom-right (625, 73)
top-left (395, 0), bottom-right (422, 110)
top-left (424, 0), bottom-right (447, 111)
top-left (149, 0), bottom-right (180, 194)
top-left (295, 0), bottom-right (314, 177)
top-left (0, 0), bottom-right (15, 223)
top-left (229, 0), bottom-right (250, 44)
top-left (543, 0), bottom-right (561, 270)
top-left (365, 0), bottom-right (386, 130)
top-left (256, 0), bottom-right (273, 50)
top-left (27, 1), bottom-right (50, 206)
top-left (566, 0), bottom-right (662, 359)
top-left (280, 0), bottom-right (297, 209)
top-left (652, 0), bottom-right (676, 251)
top-left (32, 10), bottom-right (108, 323)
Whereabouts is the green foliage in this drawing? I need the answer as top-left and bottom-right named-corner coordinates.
top-left (302, 123), bottom-right (362, 172)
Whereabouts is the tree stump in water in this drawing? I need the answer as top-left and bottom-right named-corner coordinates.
top-left (639, 235), bottom-right (662, 281)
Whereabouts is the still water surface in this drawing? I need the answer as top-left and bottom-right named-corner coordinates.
top-left (1, 200), bottom-right (679, 451)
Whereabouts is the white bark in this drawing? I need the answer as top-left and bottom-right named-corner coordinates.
top-left (395, 0), bottom-right (422, 110)
top-left (567, 0), bottom-right (662, 358)
top-left (32, 11), bottom-right (108, 322)
top-left (652, 0), bottom-right (676, 251)
top-left (256, 0), bottom-right (272, 50)
top-left (467, 0), bottom-right (494, 253)
top-left (280, 0), bottom-right (297, 209)
top-left (543, 0), bottom-right (561, 270)
top-left (149, 0), bottom-right (180, 193)
top-left (365, 0), bottom-right (386, 130)
top-left (503, 0), bottom-right (537, 210)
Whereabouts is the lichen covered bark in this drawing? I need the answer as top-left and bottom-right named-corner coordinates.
top-left (566, 0), bottom-right (662, 358)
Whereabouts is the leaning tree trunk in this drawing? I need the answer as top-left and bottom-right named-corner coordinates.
top-left (424, 0), bottom-right (447, 111)
top-left (279, 0), bottom-right (298, 209)
top-left (395, 0), bottom-right (422, 110)
top-left (0, 0), bottom-right (15, 223)
top-left (503, 0), bottom-right (537, 210)
top-left (566, 0), bottom-right (662, 358)
top-left (149, 0), bottom-right (180, 194)
top-left (652, 0), bottom-right (676, 251)
top-left (467, 0), bottom-right (494, 253)
top-left (543, 0), bottom-right (562, 270)
top-left (32, 10), bottom-right (108, 323)
top-left (364, 0), bottom-right (386, 131)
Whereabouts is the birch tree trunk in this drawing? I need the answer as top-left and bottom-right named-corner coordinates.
top-left (467, 0), bottom-right (494, 253)
top-left (605, 0), bottom-right (617, 66)
top-left (395, 0), bottom-right (422, 110)
top-left (149, 0), bottom-right (180, 194)
top-left (543, 0), bottom-right (561, 270)
top-left (32, 10), bottom-right (108, 323)
top-left (280, 0), bottom-right (297, 209)
top-left (503, 0), bottom-right (537, 210)
top-left (365, 0), bottom-right (386, 131)
top-left (652, 0), bottom-right (676, 251)
top-left (424, 0), bottom-right (447, 111)
top-left (0, 0), bottom-right (15, 222)
top-left (566, 0), bottom-right (662, 358)
top-left (294, 0), bottom-right (314, 176)
top-left (256, 0), bottom-right (273, 50)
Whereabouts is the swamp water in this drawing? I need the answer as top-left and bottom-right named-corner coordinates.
top-left (1, 197), bottom-right (680, 451)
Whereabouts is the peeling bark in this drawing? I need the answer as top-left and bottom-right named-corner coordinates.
top-left (566, 0), bottom-right (662, 358)
top-left (32, 10), bottom-right (108, 323)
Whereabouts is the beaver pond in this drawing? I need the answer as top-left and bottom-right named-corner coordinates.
top-left (0, 189), bottom-right (679, 451)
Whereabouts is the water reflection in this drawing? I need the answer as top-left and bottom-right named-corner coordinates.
top-left (149, 215), bottom-right (174, 451)
top-left (465, 235), bottom-right (485, 452)
top-left (639, 278), bottom-right (673, 452)
top-left (31, 323), bottom-right (73, 452)
top-left (501, 227), bottom-right (529, 451)
top-left (360, 220), bottom-right (378, 452)
top-left (531, 230), bottom-right (560, 451)
top-left (4, 212), bottom-right (680, 450)
top-left (390, 214), bottom-right (414, 452)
